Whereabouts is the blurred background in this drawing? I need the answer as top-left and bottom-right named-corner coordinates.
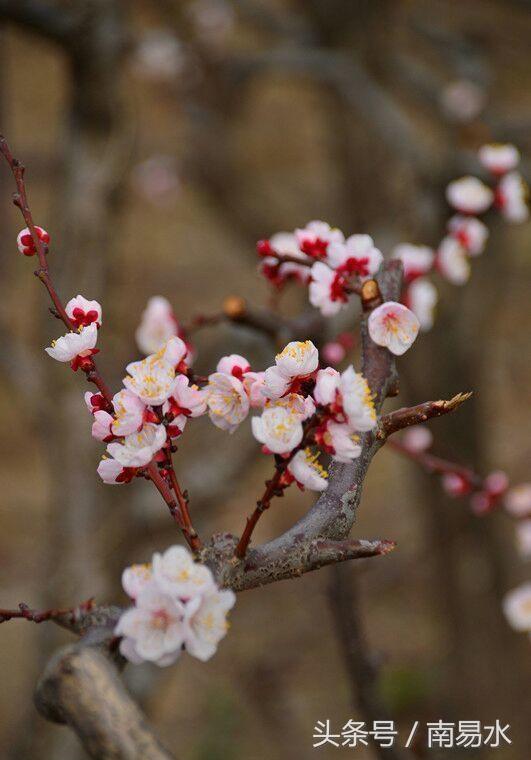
top-left (0, 1), bottom-right (530, 758)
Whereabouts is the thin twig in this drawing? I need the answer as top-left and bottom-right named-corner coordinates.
top-left (379, 392), bottom-right (473, 438)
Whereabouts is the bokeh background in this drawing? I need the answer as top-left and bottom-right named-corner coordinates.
top-left (0, 1), bottom-right (530, 758)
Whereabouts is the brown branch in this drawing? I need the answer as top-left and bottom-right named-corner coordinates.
top-left (379, 392), bottom-right (473, 438)
top-left (34, 632), bottom-right (175, 760)
top-left (200, 261), bottom-right (404, 588)
top-left (0, 598), bottom-right (95, 625)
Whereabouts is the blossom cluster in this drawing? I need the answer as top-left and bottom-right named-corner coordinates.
top-left (400, 426), bottom-right (531, 638)
top-left (257, 143), bottom-right (529, 333)
top-left (116, 545), bottom-right (235, 665)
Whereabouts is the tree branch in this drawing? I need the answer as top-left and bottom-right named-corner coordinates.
top-left (34, 629), bottom-right (175, 760)
top-left (379, 392), bottom-right (473, 438)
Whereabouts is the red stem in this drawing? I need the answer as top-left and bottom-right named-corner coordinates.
top-left (388, 438), bottom-right (483, 489)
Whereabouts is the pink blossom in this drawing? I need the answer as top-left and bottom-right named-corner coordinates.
top-left (447, 215), bottom-right (488, 256)
top-left (163, 375), bottom-right (206, 422)
top-left (368, 302), bottom-right (420, 356)
top-left (441, 472), bottom-right (471, 497)
top-left (401, 425), bottom-right (433, 453)
top-left (484, 470), bottom-right (509, 498)
top-left (446, 176), bottom-right (493, 215)
top-left (92, 410), bottom-right (114, 442)
top-left (242, 371), bottom-right (267, 408)
top-left (437, 236), bottom-right (470, 285)
top-left (309, 261), bottom-right (349, 317)
top-left (478, 143), bottom-right (520, 175)
top-left (65, 294), bottom-right (102, 328)
top-left (17, 225), bottom-right (49, 256)
top-left (216, 354), bottom-right (251, 379)
top-left (295, 220), bottom-right (344, 259)
top-left (327, 234), bottom-right (383, 278)
top-left (322, 341), bottom-right (346, 365)
top-left (391, 244), bottom-right (434, 281)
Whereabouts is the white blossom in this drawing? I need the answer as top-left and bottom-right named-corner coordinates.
top-left (503, 583), bottom-right (531, 632)
top-left (136, 296), bottom-right (178, 355)
top-left (313, 367), bottom-right (340, 406)
top-left (122, 563), bottom-right (153, 600)
top-left (309, 261), bottom-right (348, 316)
top-left (206, 372), bottom-right (249, 432)
top-left (152, 545), bottom-right (216, 599)
top-left (497, 171), bottom-right (529, 223)
top-left (407, 278), bottom-right (438, 332)
top-left (45, 323), bottom-right (98, 363)
top-left (504, 484), bottom-right (531, 518)
top-left (124, 340), bottom-right (186, 406)
top-left (116, 585), bottom-right (186, 666)
top-left (112, 389), bottom-right (146, 437)
top-left (263, 340), bottom-right (319, 399)
top-left (339, 366), bottom-right (377, 431)
top-left (478, 143), bottom-right (520, 175)
top-left (446, 176), bottom-right (493, 215)
top-left (295, 220), bottom-right (344, 259)
top-left (324, 420), bottom-right (361, 463)
top-left (327, 234), bottom-right (383, 278)
top-left (106, 423), bottom-right (167, 467)
top-left (447, 215), bottom-right (488, 256)
top-left (288, 449), bottom-right (328, 491)
top-left (182, 588), bottom-right (236, 662)
top-left (391, 244), bottom-right (434, 280)
top-left (251, 394), bottom-right (310, 454)
top-left (437, 236), bottom-right (470, 285)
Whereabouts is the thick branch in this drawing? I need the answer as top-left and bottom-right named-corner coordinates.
top-left (34, 631), bottom-right (175, 760)
top-left (379, 392), bottom-right (472, 438)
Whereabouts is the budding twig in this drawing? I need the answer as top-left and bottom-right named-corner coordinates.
top-left (0, 136), bottom-right (197, 546)
top-left (0, 598), bottom-right (95, 626)
top-left (379, 392), bottom-right (473, 438)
